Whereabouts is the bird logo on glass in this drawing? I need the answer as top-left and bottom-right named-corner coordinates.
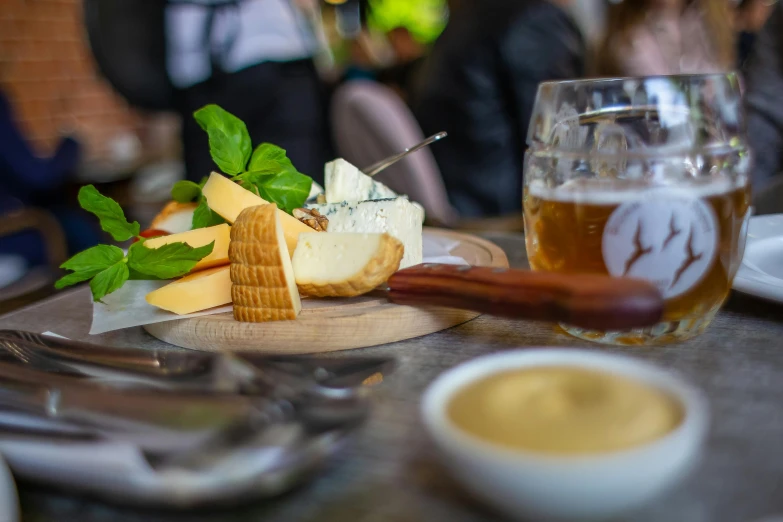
top-left (602, 193), bottom-right (718, 299)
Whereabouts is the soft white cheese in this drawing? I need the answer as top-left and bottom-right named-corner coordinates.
top-left (293, 233), bottom-right (385, 284)
top-left (308, 197), bottom-right (423, 268)
top-left (324, 158), bottom-right (398, 203)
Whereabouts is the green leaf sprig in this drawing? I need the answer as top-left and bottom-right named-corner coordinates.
top-left (194, 105), bottom-right (252, 175)
top-left (181, 105), bottom-right (313, 227)
top-left (56, 185), bottom-right (215, 302)
top-left (79, 185), bottom-right (140, 241)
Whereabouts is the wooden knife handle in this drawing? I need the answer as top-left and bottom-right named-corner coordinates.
top-left (387, 264), bottom-right (664, 331)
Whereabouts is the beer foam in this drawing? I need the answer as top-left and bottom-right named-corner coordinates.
top-left (527, 177), bottom-right (747, 204)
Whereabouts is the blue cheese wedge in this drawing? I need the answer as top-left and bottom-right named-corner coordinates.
top-left (324, 158), bottom-right (397, 203)
top-left (324, 158), bottom-right (426, 220)
top-left (308, 197), bottom-right (423, 268)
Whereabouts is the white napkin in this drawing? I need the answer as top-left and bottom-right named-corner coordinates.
top-left (422, 235), bottom-right (470, 266)
top-left (89, 234), bottom-right (468, 335)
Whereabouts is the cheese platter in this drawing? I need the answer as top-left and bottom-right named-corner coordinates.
top-left (143, 228), bottom-right (508, 354)
top-left (56, 104), bottom-right (664, 356)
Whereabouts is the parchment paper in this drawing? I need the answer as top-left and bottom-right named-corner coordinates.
top-left (89, 234), bottom-right (468, 335)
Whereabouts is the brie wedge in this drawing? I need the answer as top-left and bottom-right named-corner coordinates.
top-left (293, 232), bottom-right (404, 297)
top-left (307, 197), bottom-right (423, 268)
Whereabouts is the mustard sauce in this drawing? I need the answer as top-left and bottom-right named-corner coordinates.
top-left (448, 366), bottom-right (683, 455)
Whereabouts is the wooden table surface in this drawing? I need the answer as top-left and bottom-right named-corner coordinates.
top-left (1, 232), bottom-right (782, 522)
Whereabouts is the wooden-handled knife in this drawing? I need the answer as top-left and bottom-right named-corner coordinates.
top-left (387, 264), bottom-right (664, 331)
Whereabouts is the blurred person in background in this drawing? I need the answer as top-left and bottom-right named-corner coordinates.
top-left (0, 89), bottom-right (99, 269)
top-left (745, 0), bottom-right (783, 211)
top-left (340, 26), bottom-right (425, 104)
top-left (735, 0), bottom-right (777, 68)
top-left (166, 0), bottom-right (331, 183)
top-left (412, 0), bottom-right (585, 218)
top-left (596, 0), bottom-right (734, 76)
top-left (341, 31), bottom-right (386, 82)
top-left (376, 27), bottom-right (426, 103)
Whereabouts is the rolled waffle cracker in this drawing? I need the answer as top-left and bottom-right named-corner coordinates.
top-left (229, 204), bottom-right (301, 322)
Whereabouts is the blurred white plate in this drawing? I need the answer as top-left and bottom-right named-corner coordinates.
top-left (0, 335), bottom-right (361, 509)
top-left (733, 214), bottom-right (783, 304)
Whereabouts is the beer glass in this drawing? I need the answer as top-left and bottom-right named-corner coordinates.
top-left (524, 75), bottom-right (751, 345)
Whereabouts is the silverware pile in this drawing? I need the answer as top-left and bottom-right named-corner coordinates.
top-left (0, 330), bottom-right (393, 507)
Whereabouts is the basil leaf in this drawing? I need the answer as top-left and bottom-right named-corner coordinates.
top-left (248, 143), bottom-right (294, 172)
top-left (78, 185), bottom-right (140, 241)
top-left (60, 244), bottom-right (125, 276)
top-left (55, 270), bottom-right (95, 289)
top-left (253, 170), bottom-right (312, 213)
top-left (89, 261), bottom-right (130, 302)
top-left (192, 198), bottom-right (227, 229)
top-left (194, 105), bottom-right (252, 175)
top-left (238, 143), bottom-right (313, 212)
top-left (233, 161), bottom-right (281, 181)
top-left (171, 180), bottom-right (202, 203)
top-left (55, 242), bottom-right (127, 293)
top-left (128, 240), bottom-right (215, 279)
top-left (233, 169), bottom-right (276, 196)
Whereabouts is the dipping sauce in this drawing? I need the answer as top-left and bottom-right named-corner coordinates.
top-left (448, 366), bottom-right (683, 455)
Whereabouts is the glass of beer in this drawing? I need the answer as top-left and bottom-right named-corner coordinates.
top-left (524, 74), bottom-right (751, 345)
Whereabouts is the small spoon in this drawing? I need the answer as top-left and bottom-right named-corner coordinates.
top-left (362, 132), bottom-right (447, 177)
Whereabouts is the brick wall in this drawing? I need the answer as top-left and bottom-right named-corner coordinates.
top-left (0, 0), bottom-right (144, 161)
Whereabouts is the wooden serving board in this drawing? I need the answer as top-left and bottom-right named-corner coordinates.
top-left (144, 229), bottom-right (508, 354)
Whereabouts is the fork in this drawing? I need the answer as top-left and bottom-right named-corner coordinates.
top-left (0, 334), bottom-right (74, 374)
top-left (0, 332), bottom-right (220, 390)
top-left (362, 132), bottom-right (447, 177)
top-left (0, 330), bottom-right (197, 374)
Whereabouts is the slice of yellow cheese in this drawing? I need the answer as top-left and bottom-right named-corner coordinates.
top-left (145, 265), bottom-right (232, 315)
top-left (143, 223), bottom-right (230, 271)
top-left (150, 201), bottom-right (197, 234)
top-left (201, 172), bottom-right (311, 256)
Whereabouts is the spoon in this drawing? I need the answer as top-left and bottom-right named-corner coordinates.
top-left (362, 132), bottom-right (447, 177)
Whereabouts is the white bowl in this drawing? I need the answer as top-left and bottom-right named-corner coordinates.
top-left (421, 349), bottom-right (709, 521)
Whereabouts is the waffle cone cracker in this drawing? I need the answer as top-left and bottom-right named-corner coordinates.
top-left (229, 204), bottom-right (301, 322)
